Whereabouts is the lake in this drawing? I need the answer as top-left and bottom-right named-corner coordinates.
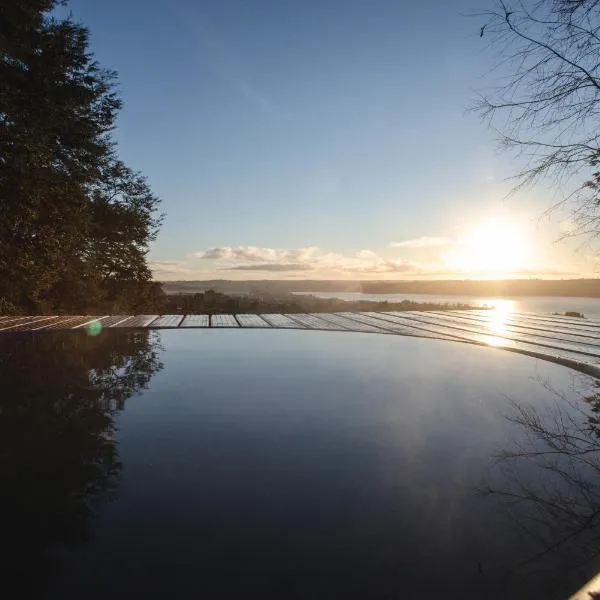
top-left (293, 291), bottom-right (600, 318)
top-left (2, 329), bottom-right (600, 599)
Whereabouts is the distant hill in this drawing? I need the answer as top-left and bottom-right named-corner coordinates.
top-left (160, 279), bottom-right (600, 298)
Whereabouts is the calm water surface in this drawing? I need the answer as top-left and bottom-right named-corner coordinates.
top-left (2, 329), bottom-right (600, 599)
top-left (294, 291), bottom-right (600, 318)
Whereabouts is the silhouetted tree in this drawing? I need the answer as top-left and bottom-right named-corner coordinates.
top-left (0, 0), bottom-right (162, 314)
top-left (0, 330), bottom-right (163, 593)
top-left (476, 0), bottom-right (600, 244)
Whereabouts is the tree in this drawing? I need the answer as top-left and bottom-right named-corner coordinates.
top-left (476, 0), bottom-right (600, 245)
top-left (0, 0), bottom-right (162, 314)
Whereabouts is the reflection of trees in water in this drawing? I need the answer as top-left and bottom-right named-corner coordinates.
top-left (0, 330), bottom-right (163, 590)
top-left (482, 375), bottom-right (600, 590)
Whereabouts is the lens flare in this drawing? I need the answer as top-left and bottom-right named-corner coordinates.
top-left (85, 320), bottom-right (103, 336)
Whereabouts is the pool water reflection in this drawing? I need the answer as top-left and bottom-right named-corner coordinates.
top-left (1, 329), bottom-right (599, 599)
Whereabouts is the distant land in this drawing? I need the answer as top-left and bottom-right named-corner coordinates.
top-left (160, 279), bottom-right (600, 298)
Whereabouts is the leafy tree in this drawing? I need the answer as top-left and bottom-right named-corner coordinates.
top-left (0, 0), bottom-right (162, 314)
top-left (476, 0), bottom-right (600, 244)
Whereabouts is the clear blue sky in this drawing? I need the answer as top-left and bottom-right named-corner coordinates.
top-left (65, 0), bottom-right (595, 279)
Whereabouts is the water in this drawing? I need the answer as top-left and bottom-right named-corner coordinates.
top-left (2, 329), bottom-right (600, 599)
top-left (293, 291), bottom-right (600, 318)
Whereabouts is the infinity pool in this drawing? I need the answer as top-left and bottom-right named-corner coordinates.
top-left (1, 329), bottom-right (599, 599)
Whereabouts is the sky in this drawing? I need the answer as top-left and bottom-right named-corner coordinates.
top-left (65, 0), bottom-right (600, 280)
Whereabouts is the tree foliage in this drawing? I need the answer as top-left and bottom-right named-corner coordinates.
top-left (476, 0), bottom-right (600, 243)
top-left (0, 0), bottom-right (163, 314)
top-left (164, 289), bottom-right (472, 315)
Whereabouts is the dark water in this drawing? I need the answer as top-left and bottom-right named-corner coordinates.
top-left (2, 329), bottom-right (600, 599)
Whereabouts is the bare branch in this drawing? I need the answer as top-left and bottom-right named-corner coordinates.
top-left (475, 0), bottom-right (600, 242)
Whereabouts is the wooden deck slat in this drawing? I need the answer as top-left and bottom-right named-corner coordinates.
top-left (1, 310), bottom-right (599, 376)
top-left (445, 309), bottom-right (600, 336)
top-left (358, 312), bottom-right (461, 340)
top-left (385, 311), bottom-right (600, 359)
top-left (513, 311), bottom-right (600, 327)
top-left (394, 312), bottom-right (600, 358)
top-left (71, 316), bottom-right (110, 329)
top-left (211, 314), bottom-right (239, 328)
top-left (0, 315), bottom-right (41, 326)
top-left (493, 313), bottom-right (600, 336)
top-left (99, 316), bottom-right (131, 327)
top-left (111, 315), bottom-right (159, 328)
top-left (284, 313), bottom-right (342, 330)
top-left (260, 314), bottom-right (305, 328)
top-left (235, 314), bottom-right (270, 328)
top-left (429, 310), bottom-right (600, 344)
top-left (468, 309), bottom-right (600, 329)
top-left (180, 314), bottom-right (209, 328)
top-left (318, 312), bottom-right (391, 333)
top-left (34, 316), bottom-right (96, 331)
top-left (108, 316), bottom-right (136, 328)
top-left (363, 312), bottom-right (471, 341)
top-left (378, 312), bottom-right (599, 365)
top-left (0, 315), bottom-right (59, 331)
top-left (151, 315), bottom-right (184, 328)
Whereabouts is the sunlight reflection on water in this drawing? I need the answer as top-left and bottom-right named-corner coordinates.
top-left (486, 299), bottom-right (517, 336)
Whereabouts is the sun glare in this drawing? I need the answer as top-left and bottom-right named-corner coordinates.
top-left (446, 220), bottom-right (532, 277)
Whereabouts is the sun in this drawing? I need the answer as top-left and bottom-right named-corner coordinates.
top-left (446, 219), bottom-right (532, 277)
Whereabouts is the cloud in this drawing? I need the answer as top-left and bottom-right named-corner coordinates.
top-left (193, 246), bottom-right (318, 262)
top-left (149, 260), bottom-right (194, 277)
top-left (195, 247), bottom-right (234, 260)
top-left (390, 237), bottom-right (452, 248)
top-left (152, 246), bottom-right (591, 281)
top-left (356, 249), bottom-right (379, 260)
top-left (150, 261), bottom-right (188, 267)
top-left (225, 263), bottom-right (314, 272)
top-left (192, 245), bottom-right (425, 276)
top-left (345, 261), bottom-right (423, 274)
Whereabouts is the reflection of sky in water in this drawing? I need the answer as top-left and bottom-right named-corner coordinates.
top-left (2, 329), bottom-right (598, 599)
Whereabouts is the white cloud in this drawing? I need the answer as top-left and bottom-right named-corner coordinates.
top-left (390, 237), bottom-right (452, 248)
top-left (226, 263), bottom-right (314, 272)
top-left (341, 260), bottom-right (423, 274)
top-left (193, 246), bottom-right (319, 262)
top-left (356, 249), bottom-right (379, 260)
top-left (191, 245), bottom-right (425, 276)
top-left (149, 260), bottom-right (195, 278)
top-left (150, 252), bottom-right (588, 281)
top-left (194, 247), bottom-right (233, 260)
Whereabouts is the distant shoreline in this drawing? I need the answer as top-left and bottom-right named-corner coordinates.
top-left (162, 290), bottom-right (475, 316)
top-left (160, 278), bottom-right (600, 298)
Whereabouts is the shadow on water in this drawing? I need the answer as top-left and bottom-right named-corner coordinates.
top-left (479, 375), bottom-right (600, 597)
top-left (0, 330), bottom-right (163, 594)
